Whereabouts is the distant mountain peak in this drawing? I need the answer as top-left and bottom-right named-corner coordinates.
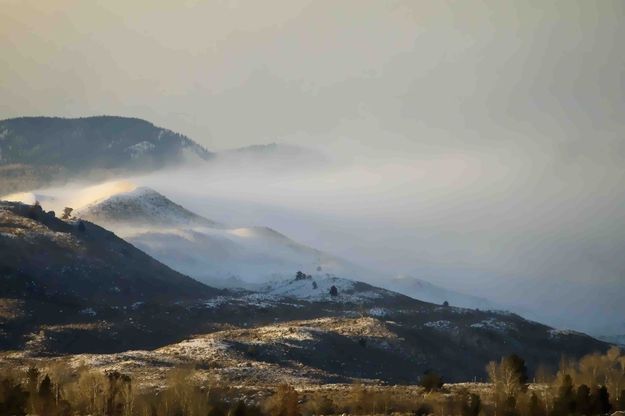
top-left (77, 186), bottom-right (218, 228)
top-left (0, 116), bottom-right (213, 195)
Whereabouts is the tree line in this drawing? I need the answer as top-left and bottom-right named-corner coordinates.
top-left (2, 347), bottom-right (625, 415)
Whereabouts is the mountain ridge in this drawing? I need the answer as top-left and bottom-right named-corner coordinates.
top-left (0, 116), bottom-right (213, 195)
top-left (0, 200), bottom-right (611, 381)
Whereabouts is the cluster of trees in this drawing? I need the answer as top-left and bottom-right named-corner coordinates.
top-left (317, 383), bottom-right (484, 416)
top-left (24, 202), bottom-right (85, 231)
top-left (486, 347), bottom-right (625, 416)
top-left (0, 365), bottom-right (264, 416)
top-left (294, 271), bottom-right (311, 281)
top-left (3, 347), bottom-right (625, 416)
top-left (294, 271), bottom-right (338, 295)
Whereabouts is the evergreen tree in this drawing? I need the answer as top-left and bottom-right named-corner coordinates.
top-left (503, 354), bottom-right (529, 388)
top-left (420, 370), bottom-right (443, 392)
top-left (552, 375), bottom-right (576, 416)
top-left (590, 386), bottom-right (611, 415)
top-left (615, 389), bottom-right (625, 411)
top-left (461, 392), bottom-right (481, 416)
top-left (25, 367), bottom-right (40, 414)
top-left (528, 392), bottom-right (546, 416)
top-left (575, 384), bottom-right (591, 416)
top-left (0, 376), bottom-right (28, 416)
top-left (38, 375), bottom-right (57, 416)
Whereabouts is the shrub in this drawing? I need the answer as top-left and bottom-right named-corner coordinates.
top-left (263, 384), bottom-right (300, 416)
top-left (420, 371), bottom-right (444, 392)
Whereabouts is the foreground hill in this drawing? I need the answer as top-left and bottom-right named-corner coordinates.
top-left (0, 116), bottom-right (212, 194)
top-left (0, 200), bottom-right (221, 352)
top-left (0, 201), bottom-right (215, 304)
top-left (2, 299), bottom-right (609, 384)
top-left (145, 315), bottom-right (608, 384)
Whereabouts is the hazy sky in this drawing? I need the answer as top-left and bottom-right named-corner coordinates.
top-left (2, 1), bottom-right (625, 333)
top-left (2, 1), bottom-right (623, 150)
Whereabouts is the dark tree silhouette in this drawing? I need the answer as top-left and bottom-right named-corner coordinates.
top-left (295, 271), bottom-right (311, 281)
top-left (312, 281), bottom-right (318, 290)
top-left (26, 366), bottom-right (39, 393)
top-left (37, 375), bottom-right (58, 416)
top-left (61, 207), bottom-right (73, 220)
top-left (28, 201), bottom-right (43, 220)
top-left (461, 392), bottom-right (481, 416)
top-left (528, 392), bottom-right (546, 416)
top-left (590, 385), bottom-right (611, 415)
top-left (329, 285), bottom-right (338, 296)
top-left (420, 370), bottom-right (443, 392)
top-left (503, 354), bottom-right (529, 387)
top-left (553, 374), bottom-right (576, 416)
top-left (616, 389), bottom-right (625, 411)
top-left (414, 404), bottom-right (433, 416)
top-left (105, 370), bottom-right (131, 416)
top-left (442, 300), bottom-right (449, 307)
top-left (0, 376), bottom-right (28, 416)
top-left (576, 384), bottom-right (591, 416)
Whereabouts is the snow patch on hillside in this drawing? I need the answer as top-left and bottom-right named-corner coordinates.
top-left (424, 320), bottom-right (457, 332)
top-left (471, 318), bottom-right (514, 333)
top-left (368, 307), bottom-right (389, 317)
top-left (78, 186), bottom-right (217, 227)
top-left (126, 141), bottom-right (156, 159)
top-left (549, 329), bottom-right (584, 339)
top-left (258, 276), bottom-right (385, 304)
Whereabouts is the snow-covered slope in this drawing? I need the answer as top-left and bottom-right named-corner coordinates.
top-left (257, 275), bottom-right (398, 303)
top-left (73, 186), bottom-right (505, 308)
top-left (4, 183), bottom-right (505, 310)
top-left (73, 186), bottom-right (358, 284)
top-left (381, 275), bottom-right (499, 310)
top-left (77, 187), bottom-right (219, 228)
top-left (128, 227), bottom-right (357, 285)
